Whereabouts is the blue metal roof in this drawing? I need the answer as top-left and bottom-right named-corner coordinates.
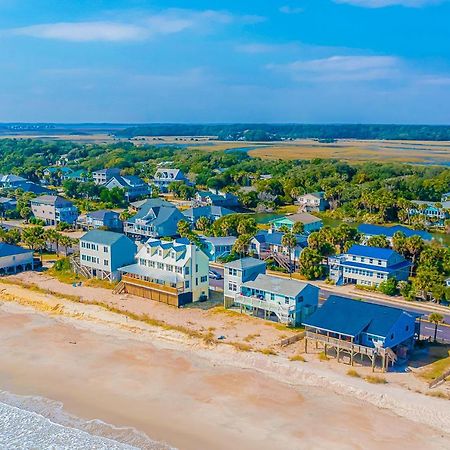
top-left (358, 224), bottom-right (432, 241)
top-left (341, 259), bottom-right (411, 274)
top-left (81, 230), bottom-right (130, 246)
top-left (0, 243), bottom-right (32, 258)
top-left (304, 295), bottom-right (420, 339)
top-left (347, 244), bottom-right (396, 260)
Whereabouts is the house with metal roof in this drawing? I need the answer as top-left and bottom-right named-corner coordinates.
top-left (233, 273), bottom-right (319, 326)
top-left (102, 175), bottom-right (151, 201)
top-left (303, 295), bottom-right (421, 370)
top-left (15, 181), bottom-right (53, 195)
top-left (130, 198), bottom-right (174, 211)
top-left (199, 235), bottom-right (237, 261)
top-left (124, 202), bottom-right (184, 240)
top-left (152, 168), bottom-right (189, 193)
top-left (328, 244), bottom-right (411, 287)
top-left (30, 195), bottom-right (78, 225)
top-left (250, 230), bottom-right (308, 268)
top-left (224, 257), bottom-right (267, 306)
top-left (77, 230), bottom-right (136, 281)
top-left (0, 243), bottom-right (35, 275)
top-left (182, 205), bottom-right (234, 224)
top-left (78, 210), bottom-right (122, 232)
top-left (117, 238), bottom-right (209, 306)
top-left (271, 213), bottom-right (323, 234)
top-left (92, 168), bottom-right (121, 185)
top-left (358, 224), bottom-right (432, 243)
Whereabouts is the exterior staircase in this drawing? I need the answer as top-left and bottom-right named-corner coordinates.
top-left (113, 281), bottom-right (126, 295)
top-left (261, 252), bottom-right (294, 272)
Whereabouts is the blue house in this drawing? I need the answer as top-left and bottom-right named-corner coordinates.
top-left (358, 224), bottom-right (432, 243)
top-left (182, 205), bottom-right (234, 224)
top-left (235, 274), bottom-right (319, 326)
top-left (200, 236), bottom-right (237, 261)
top-left (271, 213), bottom-right (323, 234)
top-left (328, 244), bottom-right (411, 287)
top-left (103, 175), bottom-right (152, 201)
top-left (410, 200), bottom-right (450, 226)
top-left (78, 210), bottom-right (123, 232)
top-left (304, 295), bottom-right (421, 369)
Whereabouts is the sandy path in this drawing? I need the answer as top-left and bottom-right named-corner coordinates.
top-left (1, 300), bottom-right (449, 450)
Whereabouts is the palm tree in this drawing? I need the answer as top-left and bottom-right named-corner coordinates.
top-left (22, 225), bottom-right (46, 261)
top-left (281, 232), bottom-right (297, 278)
top-left (177, 220), bottom-right (191, 238)
top-left (45, 229), bottom-right (62, 254)
top-left (429, 313), bottom-right (444, 343)
top-left (232, 234), bottom-right (251, 257)
top-left (292, 221), bottom-right (304, 235)
top-left (195, 216), bottom-right (211, 232)
top-left (59, 235), bottom-right (76, 257)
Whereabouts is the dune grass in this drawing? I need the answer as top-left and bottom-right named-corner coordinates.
top-left (289, 354), bottom-right (306, 362)
top-left (347, 369), bottom-right (361, 378)
top-left (365, 375), bottom-right (387, 384)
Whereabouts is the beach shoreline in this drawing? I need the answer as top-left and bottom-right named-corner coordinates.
top-left (1, 281), bottom-right (450, 450)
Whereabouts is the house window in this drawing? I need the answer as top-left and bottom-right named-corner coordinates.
top-left (391, 333), bottom-right (394, 340)
top-left (201, 276), bottom-right (207, 283)
top-left (104, 246), bottom-right (108, 253)
top-left (185, 280), bottom-right (190, 289)
top-left (104, 260), bottom-right (108, 266)
top-left (228, 282), bottom-right (237, 292)
top-left (196, 277), bottom-right (198, 286)
top-left (185, 266), bottom-right (190, 275)
top-left (196, 264), bottom-right (198, 272)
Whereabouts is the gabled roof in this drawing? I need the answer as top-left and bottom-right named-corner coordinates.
top-left (225, 257), bottom-right (266, 270)
top-left (299, 191), bottom-right (325, 199)
top-left (0, 242), bottom-right (32, 257)
top-left (304, 295), bottom-right (420, 339)
top-left (253, 230), bottom-right (307, 247)
top-left (274, 213), bottom-right (322, 225)
top-left (154, 168), bottom-right (183, 179)
top-left (87, 210), bottom-right (120, 221)
top-left (182, 206), bottom-right (233, 220)
top-left (0, 174), bottom-right (27, 183)
top-left (127, 204), bottom-right (183, 226)
top-left (93, 168), bottom-right (121, 175)
top-left (14, 182), bottom-right (53, 195)
top-left (201, 235), bottom-right (237, 247)
top-left (347, 244), bottom-right (397, 260)
top-left (104, 175), bottom-right (147, 189)
top-left (81, 230), bottom-right (131, 246)
top-left (131, 198), bottom-right (175, 210)
top-left (31, 195), bottom-right (74, 207)
top-left (242, 273), bottom-right (311, 298)
top-left (358, 224), bottom-right (432, 241)
top-left (65, 169), bottom-right (87, 179)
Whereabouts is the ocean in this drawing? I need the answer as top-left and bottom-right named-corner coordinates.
top-left (0, 391), bottom-right (173, 450)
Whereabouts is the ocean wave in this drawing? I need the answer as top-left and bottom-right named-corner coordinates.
top-left (0, 390), bottom-right (174, 450)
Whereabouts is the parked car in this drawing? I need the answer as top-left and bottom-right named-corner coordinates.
top-left (209, 269), bottom-right (223, 280)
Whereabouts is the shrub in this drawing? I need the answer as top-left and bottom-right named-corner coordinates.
top-left (365, 375), bottom-right (387, 384)
top-left (347, 369), bottom-right (361, 378)
top-left (289, 354), bottom-right (306, 362)
top-left (318, 351), bottom-right (329, 362)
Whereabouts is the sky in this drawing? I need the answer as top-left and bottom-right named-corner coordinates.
top-left (1, 0), bottom-right (450, 124)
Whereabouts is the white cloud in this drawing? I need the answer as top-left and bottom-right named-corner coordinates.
top-left (279, 5), bottom-right (304, 14)
top-left (7, 9), bottom-right (263, 42)
top-left (236, 42), bottom-right (298, 54)
top-left (334, 0), bottom-right (446, 8)
top-left (268, 55), bottom-right (401, 82)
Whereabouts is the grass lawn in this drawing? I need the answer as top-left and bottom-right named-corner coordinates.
top-left (420, 350), bottom-right (450, 382)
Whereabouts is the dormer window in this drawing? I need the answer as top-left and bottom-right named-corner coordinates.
top-left (158, 249), bottom-right (162, 256)
top-left (171, 251), bottom-right (176, 258)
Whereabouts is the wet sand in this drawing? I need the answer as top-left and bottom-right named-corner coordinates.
top-left (1, 302), bottom-right (449, 450)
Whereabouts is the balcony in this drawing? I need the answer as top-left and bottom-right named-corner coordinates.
top-left (122, 274), bottom-right (185, 295)
top-left (234, 294), bottom-right (295, 323)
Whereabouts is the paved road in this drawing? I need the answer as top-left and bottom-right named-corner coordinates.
top-left (209, 264), bottom-right (450, 342)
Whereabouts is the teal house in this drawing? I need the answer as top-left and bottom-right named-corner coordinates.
top-left (271, 212), bottom-right (323, 234)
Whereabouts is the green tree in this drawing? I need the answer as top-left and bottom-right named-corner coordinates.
top-left (299, 248), bottom-right (325, 280)
top-left (429, 313), bottom-right (444, 343)
top-left (378, 277), bottom-right (398, 296)
top-left (281, 232), bottom-right (297, 277)
top-left (177, 220), bottom-right (191, 238)
top-left (195, 216), bottom-right (211, 232)
top-left (292, 222), bottom-right (305, 235)
top-left (367, 235), bottom-right (390, 249)
top-left (22, 226), bottom-right (46, 260)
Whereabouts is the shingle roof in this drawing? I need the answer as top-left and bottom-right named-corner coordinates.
top-left (14, 182), bottom-right (53, 194)
top-left (201, 236), bottom-right (237, 246)
top-left (303, 295), bottom-right (420, 338)
top-left (225, 257), bottom-right (266, 270)
top-left (182, 206), bottom-right (234, 220)
top-left (242, 273), bottom-right (310, 298)
top-left (87, 210), bottom-right (119, 221)
top-left (347, 244), bottom-right (396, 260)
top-left (276, 213), bottom-right (322, 225)
top-left (31, 195), bottom-right (74, 206)
top-left (131, 198), bottom-right (175, 209)
top-left (81, 230), bottom-right (129, 246)
top-left (0, 242), bottom-right (32, 257)
top-left (358, 224), bottom-right (432, 241)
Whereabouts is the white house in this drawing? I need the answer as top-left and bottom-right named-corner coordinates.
top-left (92, 168), bottom-right (121, 185)
top-left (152, 168), bottom-right (189, 192)
top-left (223, 257), bottom-right (267, 306)
top-left (296, 192), bottom-right (329, 212)
top-left (78, 230), bottom-right (137, 281)
top-left (118, 238), bottom-right (209, 306)
top-left (0, 243), bottom-right (34, 275)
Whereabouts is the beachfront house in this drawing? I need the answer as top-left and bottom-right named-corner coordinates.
top-left (117, 238), bottom-right (209, 306)
top-left (153, 168), bottom-right (189, 193)
top-left (92, 168), bottom-right (121, 185)
top-left (77, 230), bottom-right (136, 281)
top-left (357, 224), bottom-right (432, 244)
top-left (194, 190), bottom-right (239, 208)
top-left (271, 213), bottom-right (323, 234)
top-left (78, 210), bottom-right (123, 232)
top-left (200, 236), bottom-right (237, 261)
top-left (409, 200), bottom-right (450, 227)
top-left (232, 273), bottom-right (319, 326)
top-left (102, 175), bottom-right (152, 201)
top-left (124, 201), bottom-right (184, 240)
top-left (303, 295), bottom-right (421, 371)
top-left (250, 230), bottom-right (307, 268)
top-left (296, 192), bottom-right (329, 212)
top-left (30, 195), bottom-right (78, 226)
top-left (182, 206), bottom-right (234, 225)
top-left (328, 244), bottom-right (411, 287)
top-left (0, 242), bottom-right (35, 275)
top-left (224, 257), bottom-right (266, 306)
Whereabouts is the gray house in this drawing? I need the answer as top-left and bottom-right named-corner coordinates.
top-left (78, 230), bottom-right (137, 281)
top-left (0, 243), bottom-right (34, 275)
top-left (30, 195), bottom-right (78, 225)
top-left (103, 175), bottom-right (151, 201)
top-left (124, 201), bottom-right (184, 240)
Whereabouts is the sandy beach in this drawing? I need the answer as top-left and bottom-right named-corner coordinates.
top-left (1, 281), bottom-right (450, 450)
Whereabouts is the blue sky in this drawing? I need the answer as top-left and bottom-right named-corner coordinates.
top-left (1, 0), bottom-right (450, 123)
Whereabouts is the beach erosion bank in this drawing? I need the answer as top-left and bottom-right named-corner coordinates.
top-left (1, 296), bottom-right (450, 449)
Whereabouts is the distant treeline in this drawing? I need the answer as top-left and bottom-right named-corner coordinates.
top-left (115, 124), bottom-right (450, 141)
